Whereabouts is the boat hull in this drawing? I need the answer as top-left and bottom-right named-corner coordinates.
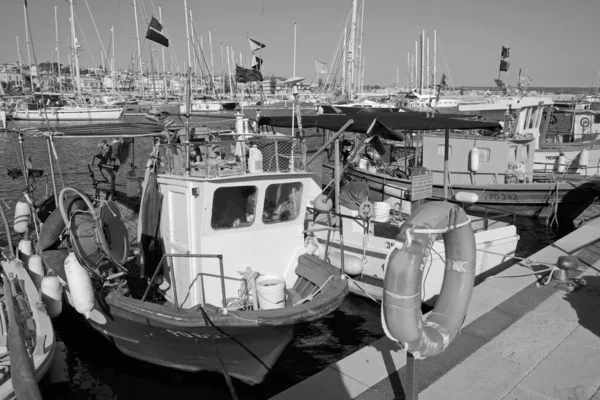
top-left (345, 166), bottom-right (600, 221)
top-left (535, 142), bottom-right (600, 175)
top-left (314, 217), bottom-right (519, 303)
top-left (11, 107), bottom-right (123, 121)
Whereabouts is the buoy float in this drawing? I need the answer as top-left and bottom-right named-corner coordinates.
top-left (578, 149), bottom-right (589, 169)
top-left (64, 252), bottom-right (94, 318)
top-left (454, 192), bottom-right (479, 204)
top-left (314, 194), bottom-right (333, 212)
top-left (18, 239), bottom-right (32, 267)
top-left (557, 153), bottom-right (566, 173)
top-left (13, 201), bottom-right (30, 234)
top-left (41, 273), bottom-right (63, 318)
top-left (469, 147), bottom-right (480, 172)
top-left (27, 255), bottom-right (45, 290)
top-left (328, 251), bottom-right (364, 276)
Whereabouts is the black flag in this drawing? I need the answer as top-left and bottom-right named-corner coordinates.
top-left (236, 65), bottom-right (263, 83)
top-left (251, 56), bottom-right (263, 72)
top-left (501, 46), bottom-right (510, 59)
top-left (499, 60), bottom-right (510, 72)
top-left (146, 16), bottom-right (169, 47)
top-left (248, 38), bottom-right (266, 52)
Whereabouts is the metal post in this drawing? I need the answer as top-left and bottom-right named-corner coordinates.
top-left (334, 139), bottom-right (345, 278)
top-left (405, 353), bottom-right (419, 400)
top-left (443, 128), bottom-right (449, 201)
top-left (46, 138), bottom-right (58, 207)
top-left (18, 134), bottom-right (29, 192)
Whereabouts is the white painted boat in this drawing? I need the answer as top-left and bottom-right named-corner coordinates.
top-left (11, 106), bottom-right (123, 121)
top-left (308, 203), bottom-right (519, 304)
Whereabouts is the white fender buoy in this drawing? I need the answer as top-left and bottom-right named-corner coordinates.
top-left (18, 239), bottom-right (32, 267)
top-left (28, 254), bottom-right (45, 290)
top-left (64, 252), bottom-right (94, 318)
top-left (557, 154), bottom-right (566, 173)
top-left (14, 201), bottom-right (30, 234)
top-left (314, 194), bottom-right (333, 212)
top-left (328, 252), bottom-right (364, 276)
top-left (41, 273), bottom-right (63, 318)
top-left (454, 192), bottom-right (479, 204)
top-left (578, 149), bottom-right (589, 169)
top-left (469, 147), bottom-right (480, 172)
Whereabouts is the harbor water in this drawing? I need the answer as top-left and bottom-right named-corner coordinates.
top-left (0, 110), bottom-right (583, 399)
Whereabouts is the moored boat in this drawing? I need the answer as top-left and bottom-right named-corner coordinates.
top-left (30, 129), bottom-right (347, 385)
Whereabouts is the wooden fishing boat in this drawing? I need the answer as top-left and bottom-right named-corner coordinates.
top-left (32, 129), bottom-right (347, 385)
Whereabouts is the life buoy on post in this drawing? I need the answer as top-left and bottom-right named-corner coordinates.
top-left (382, 202), bottom-right (476, 359)
top-left (580, 117), bottom-right (590, 128)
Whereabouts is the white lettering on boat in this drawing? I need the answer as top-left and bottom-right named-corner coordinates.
top-left (166, 329), bottom-right (226, 339)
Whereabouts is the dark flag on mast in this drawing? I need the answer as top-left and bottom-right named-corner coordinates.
top-left (146, 16), bottom-right (169, 47)
top-left (501, 46), bottom-right (510, 59)
top-left (236, 65), bottom-right (263, 83)
top-left (248, 38), bottom-right (266, 52)
top-left (499, 60), bottom-right (510, 72)
top-left (251, 56), bottom-right (263, 72)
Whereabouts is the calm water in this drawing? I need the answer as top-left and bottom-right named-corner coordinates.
top-left (0, 111), bottom-right (575, 399)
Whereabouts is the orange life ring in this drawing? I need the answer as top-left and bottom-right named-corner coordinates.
top-left (382, 202), bottom-right (476, 359)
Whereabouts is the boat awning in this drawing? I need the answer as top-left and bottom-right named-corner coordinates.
top-left (10, 122), bottom-right (167, 139)
top-left (258, 114), bottom-right (502, 136)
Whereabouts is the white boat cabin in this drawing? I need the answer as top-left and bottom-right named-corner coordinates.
top-left (422, 133), bottom-right (535, 186)
top-left (155, 135), bottom-right (320, 309)
top-left (458, 96), bottom-right (554, 148)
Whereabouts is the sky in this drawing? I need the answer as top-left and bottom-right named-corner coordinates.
top-left (1, 0), bottom-right (599, 87)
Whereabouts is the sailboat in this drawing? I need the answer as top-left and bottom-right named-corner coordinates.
top-left (11, 0), bottom-right (123, 121)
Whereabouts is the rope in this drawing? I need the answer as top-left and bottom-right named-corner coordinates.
top-left (410, 216), bottom-right (471, 235)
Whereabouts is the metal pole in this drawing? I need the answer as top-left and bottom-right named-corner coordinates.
top-left (55, 6), bottom-right (63, 96)
top-left (111, 25), bottom-right (116, 92)
top-left (334, 139), bottom-right (345, 278)
top-left (443, 128), bottom-right (449, 201)
top-left (133, 0), bottom-right (144, 99)
top-left (405, 353), bottom-right (419, 400)
top-left (46, 138), bottom-right (59, 207)
top-left (23, 2), bottom-right (33, 93)
top-left (70, 0), bottom-right (81, 96)
top-left (159, 7), bottom-right (167, 102)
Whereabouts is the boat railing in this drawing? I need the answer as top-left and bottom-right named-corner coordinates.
top-left (141, 253), bottom-right (230, 310)
top-left (157, 136), bottom-right (307, 178)
top-left (470, 206), bottom-right (518, 231)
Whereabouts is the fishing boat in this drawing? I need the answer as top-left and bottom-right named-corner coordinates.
top-left (25, 124), bottom-right (348, 385)
top-left (305, 181), bottom-right (520, 303)
top-left (258, 113), bottom-right (600, 222)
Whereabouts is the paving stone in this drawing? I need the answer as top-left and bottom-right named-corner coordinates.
top-left (501, 387), bottom-right (555, 400)
top-left (271, 366), bottom-right (368, 400)
top-left (480, 265), bottom-right (538, 294)
top-left (565, 307), bottom-right (600, 352)
top-left (463, 285), bottom-right (515, 326)
top-left (419, 347), bottom-right (527, 400)
top-left (518, 341), bottom-right (600, 400)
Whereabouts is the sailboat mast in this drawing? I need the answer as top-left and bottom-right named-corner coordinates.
top-left (23, 2), bottom-right (34, 93)
top-left (111, 25), bottom-right (116, 92)
top-left (209, 31), bottom-right (215, 92)
top-left (54, 6), bottom-right (63, 96)
top-left (293, 22), bottom-right (297, 77)
top-left (433, 30), bottom-right (437, 91)
top-left (420, 31), bottom-right (424, 94)
top-left (357, 0), bottom-right (364, 94)
top-left (159, 7), bottom-right (167, 101)
top-left (226, 46), bottom-right (232, 97)
top-left (414, 41), bottom-right (418, 91)
top-left (184, 1), bottom-right (191, 76)
top-left (348, 0), bottom-right (358, 99)
top-left (16, 36), bottom-right (22, 86)
top-left (133, 0), bottom-right (143, 98)
top-left (426, 37), bottom-right (430, 90)
top-left (220, 42), bottom-right (224, 97)
top-left (70, 0), bottom-right (81, 96)
top-left (190, 10), bottom-right (197, 84)
top-left (342, 27), bottom-right (347, 97)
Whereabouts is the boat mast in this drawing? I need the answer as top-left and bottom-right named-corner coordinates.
top-left (23, 2), bottom-right (34, 93)
top-left (220, 42), bottom-right (224, 97)
top-left (190, 10), bottom-right (196, 92)
top-left (348, 0), bottom-right (358, 99)
top-left (111, 25), bottom-right (116, 92)
top-left (342, 27), bottom-right (347, 98)
top-left (357, 0), bottom-right (364, 95)
top-left (209, 31), bottom-right (215, 95)
top-left (426, 37), bottom-right (430, 91)
top-left (133, 0), bottom-right (144, 98)
top-left (70, 0), bottom-right (81, 97)
top-left (226, 45), bottom-right (232, 97)
top-left (16, 36), bottom-right (23, 91)
top-left (433, 30), bottom-right (437, 92)
top-left (414, 41), bottom-right (418, 91)
top-left (184, 0), bottom-right (192, 84)
top-left (159, 7), bottom-right (167, 101)
top-left (420, 30), bottom-right (424, 94)
top-left (150, 47), bottom-right (157, 103)
top-left (54, 6), bottom-right (63, 96)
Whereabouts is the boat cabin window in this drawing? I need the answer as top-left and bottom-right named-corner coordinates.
top-left (479, 148), bottom-right (491, 162)
top-left (211, 186), bottom-right (257, 229)
top-left (263, 182), bottom-right (303, 224)
top-left (437, 145), bottom-right (452, 157)
top-left (594, 115), bottom-right (600, 124)
top-left (508, 145), bottom-right (517, 163)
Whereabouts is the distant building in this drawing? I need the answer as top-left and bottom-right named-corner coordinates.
top-left (0, 70), bottom-right (24, 87)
